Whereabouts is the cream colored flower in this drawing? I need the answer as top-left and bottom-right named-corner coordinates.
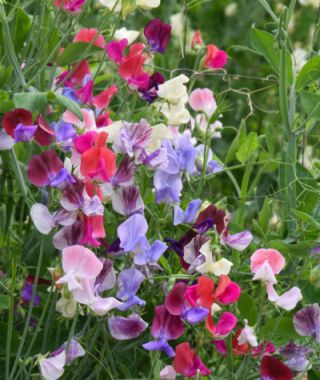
top-left (99, 0), bottom-right (122, 12)
top-left (56, 296), bottom-right (77, 319)
top-left (196, 240), bottom-right (233, 275)
top-left (157, 74), bottom-right (189, 104)
top-left (136, 0), bottom-right (161, 9)
top-left (148, 123), bottom-right (173, 151)
top-left (115, 27), bottom-right (139, 44)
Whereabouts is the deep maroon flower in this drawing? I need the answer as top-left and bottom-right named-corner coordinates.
top-left (143, 305), bottom-right (184, 357)
top-left (3, 109), bottom-right (33, 138)
top-left (293, 304), bottom-right (320, 342)
top-left (27, 150), bottom-right (69, 187)
top-left (260, 356), bottom-right (293, 380)
top-left (140, 72), bottom-right (165, 104)
top-left (144, 19), bottom-right (171, 54)
top-left (173, 342), bottom-right (211, 377)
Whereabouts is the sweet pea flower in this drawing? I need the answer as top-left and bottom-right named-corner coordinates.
top-left (237, 319), bottom-right (258, 347)
top-left (280, 341), bottom-right (312, 372)
top-left (0, 130), bottom-right (14, 150)
top-left (80, 132), bottom-right (116, 182)
top-left (51, 340), bottom-right (85, 365)
top-left (56, 295), bottom-right (78, 318)
top-left (160, 365), bottom-right (176, 380)
top-left (189, 88), bottom-right (217, 118)
top-left (105, 39), bottom-right (128, 63)
top-left (108, 313), bottom-right (148, 340)
top-left (220, 230), bottom-right (253, 252)
top-left (191, 30), bottom-right (203, 49)
top-left (143, 305), bottom-right (184, 357)
top-left (52, 220), bottom-right (84, 250)
top-left (204, 44), bottom-right (228, 69)
top-left (73, 28), bottom-right (105, 48)
top-left (144, 19), bottom-right (171, 54)
top-left (173, 342), bottom-right (211, 377)
top-left (39, 351), bottom-right (66, 380)
top-left (266, 283), bottom-right (302, 311)
top-left (56, 245), bottom-right (103, 291)
top-left (136, 0), bottom-right (161, 9)
top-left (173, 199), bottom-right (201, 225)
top-left (115, 27), bottom-right (139, 44)
top-left (251, 249), bottom-right (285, 276)
top-left (93, 84), bottom-right (118, 110)
top-left (260, 355), bottom-right (293, 380)
top-left (54, 0), bottom-right (86, 12)
top-left (116, 268), bottom-right (146, 310)
top-left (293, 304), bottom-right (320, 342)
top-left (99, 0), bottom-right (121, 12)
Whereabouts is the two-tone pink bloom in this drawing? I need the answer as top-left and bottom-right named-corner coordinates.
top-left (250, 249), bottom-right (302, 311)
top-left (54, 0), bottom-right (86, 13)
top-left (204, 44), bottom-right (228, 69)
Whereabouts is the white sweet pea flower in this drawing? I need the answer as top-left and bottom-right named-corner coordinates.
top-left (136, 0), bottom-right (160, 9)
top-left (158, 101), bottom-right (191, 125)
top-left (170, 13), bottom-right (184, 38)
top-left (237, 319), bottom-right (258, 347)
top-left (196, 240), bottom-right (233, 275)
top-left (99, 0), bottom-right (122, 12)
top-left (252, 261), bottom-right (277, 284)
top-left (148, 123), bottom-right (173, 151)
top-left (99, 120), bottom-right (123, 143)
top-left (298, 0), bottom-right (319, 6)
top-left (56, 296), bottom-right (78, 319)
top-left (39, 351), bottom-right (66, 380)
top-left (266, 283), bottom-right (303, 311)
top-left (115, 27), bottom-right (139, 44)
top-left (157, 75), bottom-right (189, 104)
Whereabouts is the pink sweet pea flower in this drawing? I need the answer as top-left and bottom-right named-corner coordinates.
top-left (188, 88), bottom-right (217, 118)
top-left (80, 214), bottom-right (105, 246)
top-left (251, 248), bottom-right (285, 276)
top-left (63, 109), bottom-right (96, 130)
top-left (54, 0), bottom-right (86, 13)
top-left (39, 350), bottom-right (66, 380)
top-left (173, 342), bottom-right (211, 378)
top-left (266, 283), bottom-right (302, 311)
top-left (56, 245), bottom-right (103, 291)
top-left (73, 28), bottom-right (105, 48)
top-left (105, 39), bottom-right (128, 63)
top-left (93, 84), bottom-right (118, 109)
top-left (191, 30), bottom-right (203, 49)
top-left (205, 44), bottom-right (228, 69)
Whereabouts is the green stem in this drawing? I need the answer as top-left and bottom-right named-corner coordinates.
top-left (236, 158), bottom-right (253, 227)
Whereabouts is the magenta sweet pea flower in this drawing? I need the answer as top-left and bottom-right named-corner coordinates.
top-left (173, 342), bottom-right (211, 377)
top-left (143, 305), bottom-right (184, 357)
top-left (105, 39), bottom-right (128, 63)
top-left (144, 19), bottom-right (172, 54)
top-left (54, 0), bottom-right (86, 13)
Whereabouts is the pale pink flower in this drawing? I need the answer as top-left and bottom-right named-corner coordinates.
top-left (250, 248), bottom-right (285, 275)
top-left (266, 283), bottom-right (302, 311)
top-left (188, 88), bottom-right (217, 118)
top-left (39, 351), bottom-right (66, 380)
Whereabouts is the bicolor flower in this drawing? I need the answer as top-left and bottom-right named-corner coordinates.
top-left (144, 19), bottom-right (171, 54)
top-left (293, 304), bottom-right (320, 342)
top-left (173, 342), bottom-right (211, 377)
top-left (191, 30), bottom-right (203, 49)
top-left (220, 230), bottom-right (253, 252)
top-left (204, 44), bottom-right (228, 69)
top-left (280, 341), bottom-right (312, 372)
top-left (108, 313), bottom-right (148, 340)
top-left (189, 88), bottom-right (217, 118)
top-left (54, 0), bottom-right (86, 12)
top-left (143, 304), bottom-right (184, 357)
top-left (51, 340), bottom-right (85, 365)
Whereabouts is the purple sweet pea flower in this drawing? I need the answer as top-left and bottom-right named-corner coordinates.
top-left (51, 339), bottom-right (85, 365)
top-left (50, 168), bottom-right (76, 189)
top-left (143, 305), bottom-right (184, 357)
top-left (108, 313), bottom-right (148, 340)
top-left (294, 304), bottom-right (320, 342)
top-left (173, 199), bottom-right (201, 226)
top-left (14, 123), bottom-right (38, 142)
top-left (111, 155), bottom-right (135, 187)
top-left (140, 72), bottom-right (165, 104)
top-left (52, 121), bottom-right (76, 147)
top-left (144, 19), bottom-right (172, 54)
top-left (279, 341), bottom-right (313, 372)
top-left (21, 284), bottom-right (40, 305)
top-left (95, 259), bottom-right (116, 293)
top-left (154, 171), bottom-right (183, 204)
top-left (52, 220), bottom-right (83, 250)
top-left (112, 186), bottom-right (144, 216)
top-left (175, 133), bottom-right (197, 173)
top-left (220, 230), bottom-right (253, 252)
top-left (113, 119), bottom-right (152, 157)
top-left (62, 87), bottom-right (79, 103)
top-left (134, 240), bottom-right (167, 265)
top-left (165, 282), bottom-right (208, 325)
top-left (116, 268), bottom-right (146, 311)
top-left (117, 214), bottom-right (148, 252)
top-left (136, 148), bottom-right (168, 170)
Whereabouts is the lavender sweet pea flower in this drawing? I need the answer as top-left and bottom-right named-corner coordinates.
top-left (220, 230), bottom-right (253, 252)
top-left (14, 123), bottom-right (37, 142)
top-left (173, 199), bottom-right (201, 225)
top-left (194, 144), bottom-right (223, 175)
top-left (154, 172), bottom-right (182, 204)
top-left (117, 214), bottom-right (148, 252)
top-left (51, 339), bottom-right (85, 365)
top-left (108, 313), bottom-right (148, 340)
top-left (116, 268), bottom-right (146, 311)
top-left (113, 119), bottom-right (152, 157)
top-left (144, 19), bottom-right (171, 54)
top-left (279, 341), bottom-right (312, 372)
top-left (111, 155), bottom-right (135, 187)
top-left (294, 304), bottom-right (320, 342)
top-left (52, 121), bottom-right (76, 148)
top-left (0, 130), bottom-right (14, 150)
top-left (50, 168), bottom-right (76, 189)
top-left (174, 132), bottom-right (197, 173)
top-left (143, 305), bottom-right (184, 357)
top-left (134, 240), bottom-right (167, 265)
top-left (136, 148), bottom-right (168, 170)
top-left (112, 186), bottom-right (144, 216)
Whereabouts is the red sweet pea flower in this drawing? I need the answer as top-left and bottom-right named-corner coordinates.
top-left (34, 115), bottom-right (55, 146)
top-left (232, 329), bottom-right (251, 356)
top-left (205, 44), bottom-right (228, 69)
top-left (80, 132), bottom-right (116, 182)
top-left (93, 84), bottom-right (118, 109)
top-left (3, 109), bottom-right (33, 137)
top-left (260, 356), bottom-right (293, 380)
top-left (173, 342), bottom-right (211, 378)
top-left (73, 28), bottom-right (105, 48)
top-left (191, 30), bottom-right (203, 49)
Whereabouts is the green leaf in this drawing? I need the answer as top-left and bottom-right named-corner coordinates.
top-left (296, 55), bottom-right (320, 90)
top-left (238, 293), bottom-right (257, 325)
top-left (258, 198), bottom-right (271, 232)
top-left (50, 92), bottom-right (83, 121)
top-left (300, 91), bottom-right (320, 119)
top-left (13, 9), bottom-right (31, 52)
top-left (0, 295), bottom-right (10, 310)
top-left (250, 26), bottom-right (293, 83)
top-left (309, 369), bottom-right (320, 380)
top-left (225, 120), bottom-right (247, 164)
top-left (296, 164), bottom-right (318, 213)
top-left (13, 92), bottom-right (48, 112)
top-left (57, 42), bottom-right (103, 66)
top-left (0, 90), bottom-right (14, 113)
top-left (260, 317), bottom-right (299, 345)
top-left (236, 131), bottom-right (259, 163)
